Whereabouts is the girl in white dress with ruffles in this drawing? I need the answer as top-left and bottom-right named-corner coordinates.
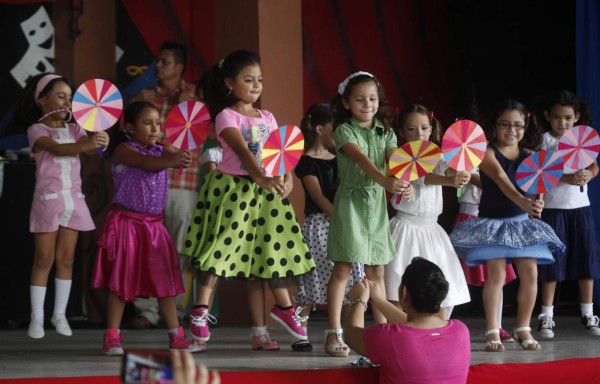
top-left (385, 104), bottom-right (471, 319)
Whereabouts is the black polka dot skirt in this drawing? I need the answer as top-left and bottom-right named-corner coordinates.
top-left (293, 213), bottom-right (364, 305)
top-left (183, 171), bottom-right (314, 279)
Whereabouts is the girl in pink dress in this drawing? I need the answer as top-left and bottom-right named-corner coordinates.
top-left (12, 73), bottom-right (109, 339)
top-left (92, 101), bottom-right (199, 355)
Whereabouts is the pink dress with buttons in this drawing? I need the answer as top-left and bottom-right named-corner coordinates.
top-left (27, 123), bottom-right (95, 233)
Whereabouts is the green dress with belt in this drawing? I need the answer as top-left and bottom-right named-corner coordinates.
top-left (327, 118), bottom-right (397, 265)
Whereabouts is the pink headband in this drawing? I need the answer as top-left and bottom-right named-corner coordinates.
top-left (34, 74), bottom-right (61, 101)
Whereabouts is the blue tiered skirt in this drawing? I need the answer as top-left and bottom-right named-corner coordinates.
top-left (449, 214), bottom-right (564, 266)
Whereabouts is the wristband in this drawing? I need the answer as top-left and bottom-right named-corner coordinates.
top-left (349, 298), bottom-right (368, 311)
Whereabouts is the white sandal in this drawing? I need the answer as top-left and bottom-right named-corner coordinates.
top-left (324, 328), bottom-right (349, 357)
top-left (484, 329), bottom-right (504, 352)
top-left (513, 326), bottom-right (541, 350)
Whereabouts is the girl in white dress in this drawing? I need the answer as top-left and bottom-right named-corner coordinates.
top-left (385, 104), bottom-right (471, 319)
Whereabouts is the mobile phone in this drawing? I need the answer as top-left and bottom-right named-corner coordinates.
top-left (121, 349), bottom-right (173, 384)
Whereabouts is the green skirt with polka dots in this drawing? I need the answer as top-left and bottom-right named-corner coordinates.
top-left (183, 171), bottom-right (315, 279)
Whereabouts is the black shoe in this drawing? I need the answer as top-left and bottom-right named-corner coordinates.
top-left (291, 339), bottom-right (313, 352)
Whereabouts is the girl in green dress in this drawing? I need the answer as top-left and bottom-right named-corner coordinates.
top-left (325, 71), bottom-right (413, 356)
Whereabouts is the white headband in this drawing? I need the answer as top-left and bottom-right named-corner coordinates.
top-left (337, 71), bottom-right (374, 95)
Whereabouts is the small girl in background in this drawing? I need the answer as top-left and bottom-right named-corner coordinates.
top-left (292, 103), bottom-right (365, 352)
top-left (450, 99), bottom-right (564, 352)
top-left (183, 50), bottom-right (315, 350)
top-left (92, 101), bottom-right (199, 355)
top-left (326, 72), bottom-right (412, 357)
top-left (385, 104), bottom-right (470, 320)
top-left (532, 89), bottom-right (600, 338)
top-left (11, 73), bottom-right (109, 339)
top-left (453, 167), bottom-right (517, 342)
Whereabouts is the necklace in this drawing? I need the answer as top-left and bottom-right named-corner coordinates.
top-left (38, 108), bottom-right (72, 123)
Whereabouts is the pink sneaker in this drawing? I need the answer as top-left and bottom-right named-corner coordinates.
top-left (269, 306), bottom-right (307, 340)
top-left (169, 326), bottom-right (204, 352)
top-left (103, 329), bottom-right (124, 356)
top-left (189, 307), bottom-right (217, 342)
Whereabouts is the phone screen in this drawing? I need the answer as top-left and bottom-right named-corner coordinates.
top-left (121, 349), bottom-right (173, 383)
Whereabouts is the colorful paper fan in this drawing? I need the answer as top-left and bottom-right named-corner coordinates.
top-left (557, 125), bottom-right (600, 170)
top-left (262, 125), bottom-right (304, 177)
top-left (389, 140), bottom-right (442, 181)
top-left (516, 150), bottom-right (564, 195)
top-left (442, 119), bottom-right (487, 171)
top-left (72, 79), bottom-right (122, 132)
top-left (165, 100), bottom-right (211, 150)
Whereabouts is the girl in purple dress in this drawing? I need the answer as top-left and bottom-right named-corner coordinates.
top-left (92, 101), bottom-right (199, 355)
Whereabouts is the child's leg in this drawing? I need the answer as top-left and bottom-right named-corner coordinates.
top-left (483, 259), bottom-right (506, 349)
top-left (541, 281), bottom-right (557, 308)
top-left (107, 292), bottom-right (126, 329)
top-left (578, 278), bottom-right (594, 307)
top-left (364, 265), bottom-right (386, 323)
top-left (195, 272), bottom-right (219, 306)
top-left (248, 280), bottom-right (280, 351)
top-left (513, 258), bottom-right (540, 348)
top-left (248, 280), bottom-right (265, 327)
top-left (28, 232), bottom-right (58, 338)
top-left (51, 227), bottom-right (78, 336)
top-left (104, 292), bottom-right (126, 355)
top-left (31, 232), bottom-right (58, 286)
top-left (327, 262), bottom-right (352, 331)
top-left (158, 296), bottom-right (180, 330)
top-left (190, 273), bottom-right (219, 342)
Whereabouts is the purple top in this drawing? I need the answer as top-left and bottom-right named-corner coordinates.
top-left (112, 141), bottom-right (168, 215)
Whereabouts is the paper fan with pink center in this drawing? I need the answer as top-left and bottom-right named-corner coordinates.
top-left (72, 79), bottom-right (123, 132)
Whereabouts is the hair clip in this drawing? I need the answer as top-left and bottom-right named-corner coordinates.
top-left (307, 114), bottom-right (312, 120)
top-left (218, 59), bottom-right (224, 68)
top-left (338, 71), bottom-right (374, 95)
top-left (428, 110), bottom-right (436, 121)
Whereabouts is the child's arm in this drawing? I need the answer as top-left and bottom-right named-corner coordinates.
top-left (341, 143), bottom-right (411, 195)
top-left (302, 175), bottom-right (333, 216)
top-left (480, 147), bottom-right (543, 218)
top-left (469, 172), bottom-right (482, 189)
top-left (32, 131), bottom-right (109, 156)
top-left (425, 169), bottom-right (471, 188)
top-left (203, 161), bottom-right (218, 174)
top-left (220, 127), bottom-right (285, 193)
top-left (115, 143), bottom-right (191, 171)
top-left (281, 172), bottom-right (294, 199)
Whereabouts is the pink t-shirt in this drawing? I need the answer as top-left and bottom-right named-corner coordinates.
top-left (364, 320), bottom-right (470, 384)
top-left (214, 108), bottom-right (278, 176)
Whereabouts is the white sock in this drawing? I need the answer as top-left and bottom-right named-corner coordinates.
top-left (541, 305), bottom-right (554, 318)
top-left (251, 326), bottom-right (268, 336)
top-left (53, 279), bottom-right (72, 318)
top-left (581, 303), bottom-right (593, 318)
top-left (168, 327), bottom-right (180, 335)
top-left (30, 286), bottom-right (47, 321)
top-left (497, 295), bottom-right (504, 328)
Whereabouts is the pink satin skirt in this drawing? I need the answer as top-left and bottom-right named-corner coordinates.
top-left (92, 206), bottom-right (184, 302)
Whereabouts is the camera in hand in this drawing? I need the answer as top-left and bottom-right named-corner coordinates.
top-left (121, 349), bottom-right (173, 383)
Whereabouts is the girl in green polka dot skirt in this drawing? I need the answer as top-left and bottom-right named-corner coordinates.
top-left (182, 50), bottom-right (315, 349)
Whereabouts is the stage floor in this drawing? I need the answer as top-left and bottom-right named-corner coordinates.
top-left (0, 315), bottom-right (599, 379)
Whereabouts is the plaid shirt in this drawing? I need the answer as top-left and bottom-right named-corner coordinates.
top-left (150, 80), bottom-right (202, 191)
